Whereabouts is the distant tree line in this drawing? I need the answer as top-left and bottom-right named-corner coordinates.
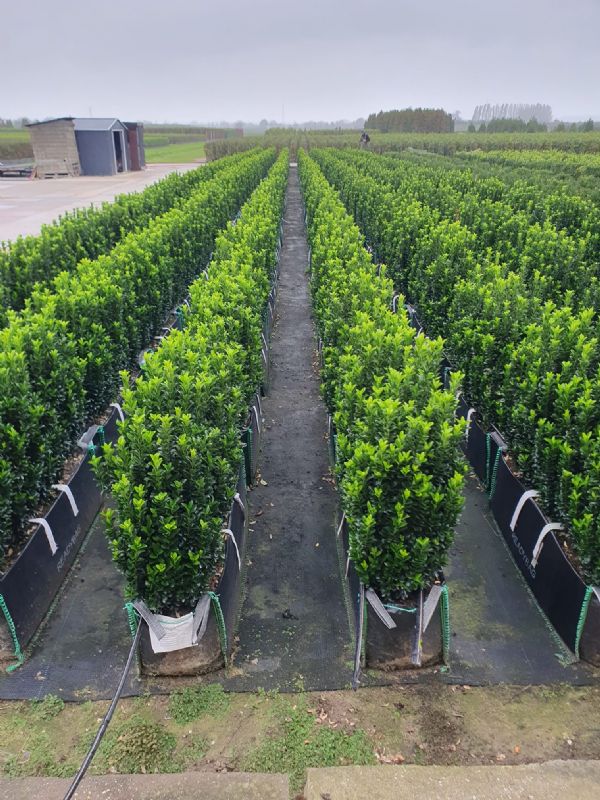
top-left (467, 117), bottom-right (596, 134)
top-left (366, 108), bottom-right (454, 133)
top-left (468, 118), bottom-right (548, 133)
top-left (0, 117), bottom-right (33, 128)
top-left (555, 119), bottom-right (596, 132)
top-left (472, 103), bottom-right (552, 124)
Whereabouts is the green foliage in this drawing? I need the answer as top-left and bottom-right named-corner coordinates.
top-left (365, 108), bottom-right (454, 133)
top-left (93, 152), bottom-right (288, 611)
top-left (168, 684), bottom-right (230, 724)
top-left (98, 715), bottom-right (177, 774)
top-left (0, 149), bottom-right (275, 555)
top-left (29, 694), bottom-right (65, 720)
top-left (299, 150), bottom-right (465, 599)
top-left (313, 146), bottom-right (600, 583)
top-left (0, 159), bottom-right (232, 321)
top-left (242, 695), bottom-right (375, 792)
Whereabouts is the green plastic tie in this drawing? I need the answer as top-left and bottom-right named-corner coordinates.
top-left (485, 432), bottom-right (491, 490)
top-left (488, 448), bottom-right (503, 500)
top-left (239, 457), bottom-right (247, 489)
top-left (440, 585), bottom-right (451, 667)
top-left (384, 604), bottom-right (417, 614)
top-left (208, 591), bottom-right (228, 666)
top-left (574, 586), bottom-right (594, 660)
top-left (124, 602), bottom-right (139, 639)
top-left (443, 366), bottom-right (451, 390)
top-left (0, 594), bottom-right (25, 672)
top-left (246, 426), bottom-right (253, 484)
top-left (97, 426), bottom-right (105, 446)
top-left (484, 434), bottom-right (503, 498)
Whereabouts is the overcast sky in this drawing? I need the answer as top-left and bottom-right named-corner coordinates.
top-left (3, 0), bottom-right (599, 123)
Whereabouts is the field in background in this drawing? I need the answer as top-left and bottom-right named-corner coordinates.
top-left (0, 125), bottom-right (236, 164)
top-left (144, 140), bottom-right (206, 163)
top-left (0, 129), bottom-right (31, 160)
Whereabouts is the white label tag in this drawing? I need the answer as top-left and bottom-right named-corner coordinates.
top-left (422, 585), bottom-right (443, 632)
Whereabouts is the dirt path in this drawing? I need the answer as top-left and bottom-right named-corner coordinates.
top-left (227, 164), bottom-right (352, 691)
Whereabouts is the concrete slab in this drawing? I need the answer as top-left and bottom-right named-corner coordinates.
top-left (0, 164), bottom-right (196, 242)
top-left (0, 771), bottom-right (289, 800)
top-left (305, 761), bottom-right (600, 800)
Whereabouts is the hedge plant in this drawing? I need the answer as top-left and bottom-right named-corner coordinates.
top-left (299, 150), bottom-right (465, 600)
top-left (0, 159), bottom-right (234, 324)
top-left (313, 146), bottom-right (600, 584)
top-left (92, 151), bottom-right (288, 612)
top-left (0, 149), bottom-right (276, 553)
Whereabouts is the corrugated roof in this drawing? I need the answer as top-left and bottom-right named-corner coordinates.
top-left (73, 118), bottom-right (122, 131)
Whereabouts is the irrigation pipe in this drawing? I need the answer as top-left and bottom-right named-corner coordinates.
top-left (63, 616), bottom-right (142, 800)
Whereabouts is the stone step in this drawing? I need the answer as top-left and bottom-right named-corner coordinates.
top-left (305, 761), bottom-right (600, 800)
top-left (0, 771), bottom-right (289, 800)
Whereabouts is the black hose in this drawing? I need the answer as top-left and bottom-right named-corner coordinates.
top-left (63, 617), bottom-right (141, 800)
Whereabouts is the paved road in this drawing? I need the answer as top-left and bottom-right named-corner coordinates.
top-left (0, 773), bottom-right (289, 800)
top-left (0, 164), bottom-right (197, 242)
top-left (305, 761), bottom-right (600, 800)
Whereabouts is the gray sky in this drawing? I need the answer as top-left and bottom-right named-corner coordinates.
top-left (3, 0), bottom-right (599, 123)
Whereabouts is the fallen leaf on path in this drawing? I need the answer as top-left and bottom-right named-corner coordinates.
top-left (375, 749), bottom-right (405, 764)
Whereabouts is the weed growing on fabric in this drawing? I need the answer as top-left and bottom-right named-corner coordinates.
top-left (29, 694), bottom-right (65, 720)
top-left (168, 684), bottom-right (230, 724)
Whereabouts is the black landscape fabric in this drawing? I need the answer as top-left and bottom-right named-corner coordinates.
top-left (225, 166), bottom-right (353, 692)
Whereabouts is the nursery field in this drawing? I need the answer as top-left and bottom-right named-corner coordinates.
top-left (0, 129), bottom-right (31, 161)
top-left (144, 141), bottom-right (206, 163)
top-left (1, 141), bottom-right (600, 795)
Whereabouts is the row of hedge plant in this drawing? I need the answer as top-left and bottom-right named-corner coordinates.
top-left (0, 159), bottom-right (234, 323)
top-left (298, 150), bottom-right (465, 601)
top-left (0, 149), bottom-right (275, 553)
top-left (312, 147), bottom-right (600, 584)
top-left (92, 151), bottom-right (288, 612)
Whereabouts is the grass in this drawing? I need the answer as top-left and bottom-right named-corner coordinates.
top-left (96, 715), bottom-right (179, 774)
top-left (0, 128), bottom-right (32, 160)
top-left (241, 694), bottom-right (375, 792)
top-left (168, 684), bottom-right (230, 724)
top-left (1, 685), bottom-right (600, 790)
top-left (145, 141), bottom-right (206, 163)
top-left (0, 127), bottom-right (206, 163)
